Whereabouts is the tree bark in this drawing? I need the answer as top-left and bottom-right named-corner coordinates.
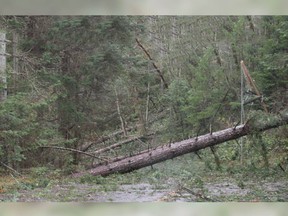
top-left (0, 32), bottom-right (7, 102)
top-left (73, 111), bottom-right (288, 177)
top-left (12, 32), bottom-right (19, 94)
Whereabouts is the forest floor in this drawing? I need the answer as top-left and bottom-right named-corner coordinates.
top-left (1, 156), bottom-right (288, 202)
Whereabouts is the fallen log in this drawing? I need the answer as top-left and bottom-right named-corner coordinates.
top-left (73, 111), bottom-right (288, 177)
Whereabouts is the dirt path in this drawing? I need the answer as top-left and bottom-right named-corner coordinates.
top-left (0, 183), bottom-right (172, 202)
top-left (1, 178), bottom-right (288, 202)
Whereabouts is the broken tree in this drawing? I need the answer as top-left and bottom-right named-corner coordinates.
top-left (73, 111), bottom-right (288, 177)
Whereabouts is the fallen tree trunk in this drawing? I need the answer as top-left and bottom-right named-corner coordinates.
top-left (73, 111), bottom-right (288, 177)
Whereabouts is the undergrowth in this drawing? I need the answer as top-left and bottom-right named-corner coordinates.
top-left (1, 152), bottom-right (287, 201)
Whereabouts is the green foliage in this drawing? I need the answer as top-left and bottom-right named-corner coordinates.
top-left (26, 166), bottom-right (64, 189)
top-left (0, 92), bottom-right (64, 168)
top-left (0, 94), bottom-right (37, 164)
top-left (251, 16), bottom-right (288, 111)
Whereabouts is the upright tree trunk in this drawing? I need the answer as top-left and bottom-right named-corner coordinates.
top-left (0, 32), bottom-right (8, 166)
top-left (58, 50), bottom-right (82, 165)
top-left (12, 32), bottom-right (19, 94)
top-left (145, 82), bottom-right (150, 123)
top-left (132, 86), bottom-right (146, 136)
top-left (0, 32), bottom-right (7, 102)
top-left (115, 87), bottom-right (127, 137)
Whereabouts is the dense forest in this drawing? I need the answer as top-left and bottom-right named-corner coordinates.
top-left (0, 16), bottom-right (287, 201)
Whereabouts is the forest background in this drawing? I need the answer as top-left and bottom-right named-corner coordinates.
top-left (0, 16), bottom-right (287, 184)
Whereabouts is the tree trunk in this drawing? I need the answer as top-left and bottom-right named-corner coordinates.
top-left (135, 38), bottom-right (168, 89)
top-left (0, 32), bottom-right (7, 102)
top-left (12, 32), bottom-right (19, 94)
top-left (114, 87), bottom-right (127, 137)
top-left (241, 60), bottom-right (269, 113)
top-left (133, 86), bottom-right (146, 136)
top-left (0, 32), bottom-right (9, 167)
top-left (73, 111), bottom-right (288, 177)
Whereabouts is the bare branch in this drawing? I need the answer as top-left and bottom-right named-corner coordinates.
top-left (40, 146), bottom-right (108, 162)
